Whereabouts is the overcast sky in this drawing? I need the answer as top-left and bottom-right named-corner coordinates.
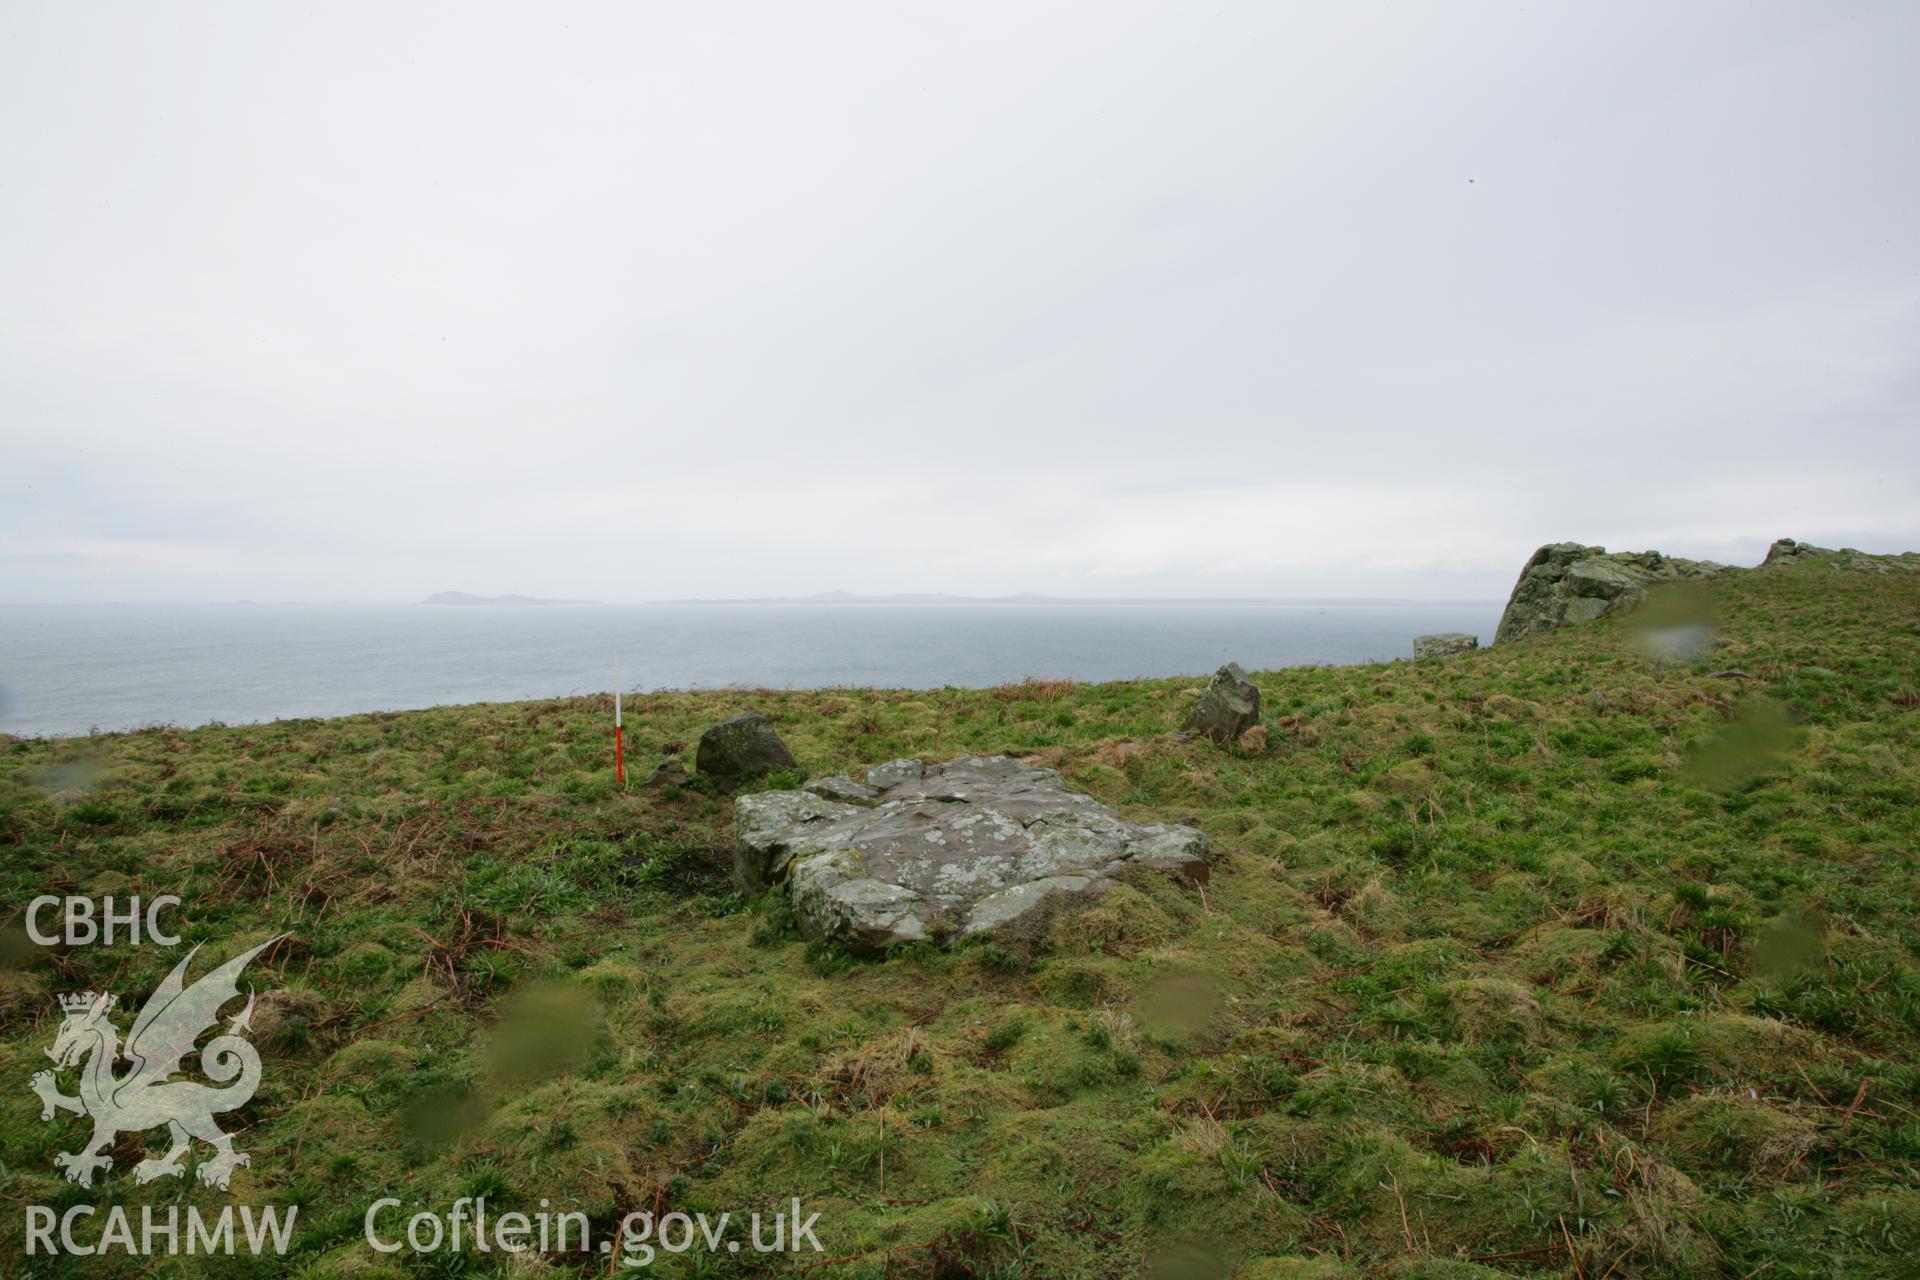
top-left (2, 2), bottom-right (1915, 603)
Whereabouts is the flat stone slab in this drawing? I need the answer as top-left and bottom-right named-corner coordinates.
top-left (734, 755), bottom-right (1208, 952)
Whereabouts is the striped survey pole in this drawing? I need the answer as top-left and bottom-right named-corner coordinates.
top-left (614, 658), bottom-right (625, 785)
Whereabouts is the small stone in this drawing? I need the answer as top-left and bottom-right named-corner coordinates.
top-left (1182, 662), bottom-right (1260, 742)
top-left (1413, 632), bottom-right (1479, 659)
top-left (695, 712), bottom-right (797, 791)
top-left (639, 759), bottom-right (690, 789)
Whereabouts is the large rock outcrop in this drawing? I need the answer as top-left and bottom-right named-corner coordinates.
top-left (1181, 663), bottom-right (1260, 742)
top-left (734, 755), bottom-right (1208, 952)
top-left (696, 712), bottom-right (796, 790)
top-left (1494, 543), bottom-right (1727, 644)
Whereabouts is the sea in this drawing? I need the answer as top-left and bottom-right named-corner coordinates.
top-left (0, 601), bottom-right (1502, 739)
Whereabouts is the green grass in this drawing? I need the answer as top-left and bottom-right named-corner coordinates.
top-left (2, 556), bottom-right (1918, 1278)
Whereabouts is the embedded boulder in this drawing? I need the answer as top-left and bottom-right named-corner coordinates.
top-left (1182, 663), bottom-right (1261, 742)
top-left (1494, 543), bottom-right (1727, 644)
top-left (1413, 632), bottom-right (1479, 659)
top-left (733, 755), bottom-right (1208, 952)
top-left (695, 712), bottom-right (796, 790)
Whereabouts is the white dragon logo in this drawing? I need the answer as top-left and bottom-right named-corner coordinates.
top-left (30, 937), bottom-right (282, 1191)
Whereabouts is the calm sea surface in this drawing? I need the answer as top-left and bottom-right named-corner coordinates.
top-left (0, 602), bottom-right (1501, 739)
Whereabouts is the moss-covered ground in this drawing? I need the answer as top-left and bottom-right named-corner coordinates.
top-left (2, 554), bottom-right (1917, 1278)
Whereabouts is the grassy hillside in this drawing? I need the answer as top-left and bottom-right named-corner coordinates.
top-left (2, 556), bottom-right (1918, 1279)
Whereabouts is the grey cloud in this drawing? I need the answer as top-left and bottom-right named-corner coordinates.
top-left (2, 1), bottom-right (1916, 602)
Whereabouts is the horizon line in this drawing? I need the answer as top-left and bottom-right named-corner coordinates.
top-left (0, 594), bottom-right (1508, 607)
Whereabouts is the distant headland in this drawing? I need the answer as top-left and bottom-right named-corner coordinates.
top-left (421, 591), bottom-right (597, 606)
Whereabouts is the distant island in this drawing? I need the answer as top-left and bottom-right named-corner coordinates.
top-left (422, 591), bottom-right (596, 606)
top-left (658, 591), bottom-right (1053, 605)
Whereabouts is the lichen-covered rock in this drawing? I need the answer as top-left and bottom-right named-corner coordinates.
top-left (733, 755), bottom-right (1208, 952)
top-left (1413, 632), bottom-right (1479, 659)
top-left (732, 790), bottom-right (853, 893)
top-left (1763, 537), bottom-right (1920, 575)
top-left (1181, 662), bottom-right (1260, 741)
top-left (694, 712), bottom-right (796, 790)
top-left (1494, 543), bottom-right (1727, 644)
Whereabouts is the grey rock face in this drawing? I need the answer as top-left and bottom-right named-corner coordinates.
top-left (1181, 662), bottom-right (1260, 742)
top-left (1413, 632), bottom-right (1479, 659)
top-left (734, 755), bottom-right (1208, 952)
top-left (1494, 543), bottom-right (1727, 644)
top-left (695, 712), bottom-right (797, 790)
